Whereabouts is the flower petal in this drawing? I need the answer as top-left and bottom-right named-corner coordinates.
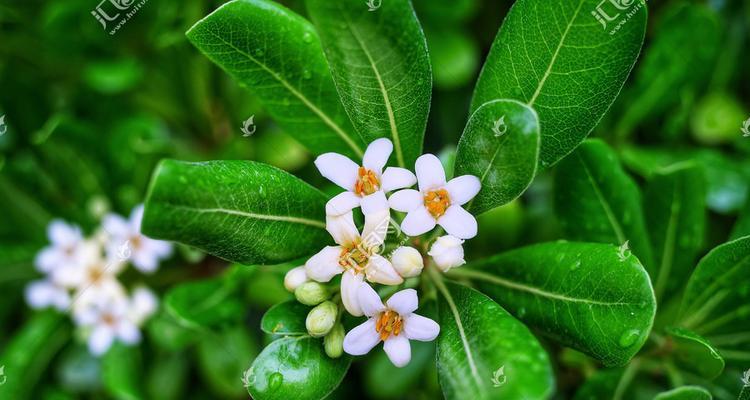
top-left (383, 335), bottom-right (411, 367)
top-left (326, 212), bottom-right (360, 246)
top-left (361, 190), bottom-right (389, 216)
top-left (365, 255), bottom-right (404, 285)
top-left (304, 246), bottom-right (344, 282)
top-left (445, 175), bottom-right (481, 206)
top-left (362, 138), bottom-right (393, 174)
top-left (116, 321), bottom-right (142, 344)
top-left (362, 209), bottom-right (390, 249)
top-left (386, 288), bottom-right (418, 315)
top-left (438, 205), bottom-right (478, 239)
top-left (404, 313), bottom-right (440, 341)
top-left (388, 189), bottom-right (422, 213)
top-left (400, 206), bottom-right (437, 237)
top-left (357, 281), bottom-right (385, 317)
top-left (415, 154), bottom-right (446, 192)
top-left (89, 325), bottom-right (115, 356)
top-left (315, 153), bottom-right (360, 190)
top-left (102, 214), bottom-right (130, 238)
top-left (326, 192), bottom-right (361, 216)
top-left (48, 219), bottom-right (82, 246)
top-left (341, 271), bottom-right (365, 316)
top-left (381, 167), bottom-right (417, 192)
top-left (343, 318), bottom-right (381, 356)
top-left (130, 204), bottom-right (145, 231)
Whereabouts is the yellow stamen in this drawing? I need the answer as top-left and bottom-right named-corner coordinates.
top-left (375, 310), bottom-right (403, 341)
top-left (354, 167), bottom-right (380, 196)
top-left (424, 189), bottom-right (451, 218)
top-left (338, 239), bottom-right (369, 274)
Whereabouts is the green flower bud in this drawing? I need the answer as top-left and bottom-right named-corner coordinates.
top-left (324, 323), bottom-right (345, 358)
top-left (294, 281), bottom-right (329, 306)
top-left (306, 301), bottom-right (338, 337)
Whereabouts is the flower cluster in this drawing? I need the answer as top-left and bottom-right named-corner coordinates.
top-left (25, 205), bottom-right (172, 356)
top-left (284, 139), bottom-right (480, 367)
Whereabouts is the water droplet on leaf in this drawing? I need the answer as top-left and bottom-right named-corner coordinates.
top-left (302, 32), bottom-right (313, 43)
top-left (618, 329), bottom-right (640, 348)
top-left (268, 372), bottom-right (283, 390)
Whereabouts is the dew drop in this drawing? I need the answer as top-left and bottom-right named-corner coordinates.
top-left (268, 372), bottom-right (283, 391)
top-left (618, 329), bottom-right (641, 348)
top-left (302, 32), bottom-right (313, 43)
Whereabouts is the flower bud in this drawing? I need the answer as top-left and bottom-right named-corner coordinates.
top-left (324, 323), bottom-right (345, 358)
top-left (284, 266), bottom-right (308, 292)
top-left (428, 235), bottom-right (465, 272)
top-left (391, 246), bottom-right (424, 278)
top-left (295, 282), bottom-right (329, 306)
top-left (306, 301), bottom-right (338, 337)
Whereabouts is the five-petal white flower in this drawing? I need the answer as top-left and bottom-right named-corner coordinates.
top-left (315, 138), bottom-right (416, 216)
top-left (103, 204), bottom-right (173, 274)
top-left (343, 285), bottom-right (439, 367)
top-left (389, 154), bottom-right (480, 239)
top-left (34, 219), bottom-right (87, 274)
top-left (74, 294), bottom-right (142, 356)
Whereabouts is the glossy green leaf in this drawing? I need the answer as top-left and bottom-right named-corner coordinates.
top-left (554, 139), bottom-right (652, 267)
top-left (653, 386), bottom-right (712, 400)
top-left (146, 353), bottom-right (188, 400)
top-left (425, 28), bottom-right (479, 90)
top-left (434, 281), bottom-right (554, 399)
top-left (260, 300), bottom-right (311, 336)
top-left (102, 343), bottom-right (143, 400)
top-left (471, 0), bottom-right (647, 167)
top-left (666, 327), bottom-right (724, 379)
top-left (306, 0), bottom-right (430, 167)
top-left (186, 0), bottom-right (365, 158)
top-left (197, 326), bottom-right (258, 398)
top-left (644, 163), bottom-right (706, 301)
top-left (572, 367), bottom-right (636, 400)
top-left (164, 277), bottom-right (244, 329)
top-left (365, 341), bottom-right (435, 399)
top-left (455, 99), bottom-right (540, 215)
top-left (455, 242), bottom-right (656, 366)
top-left (142, 159), bottom-right (330, 265)
top-left (244, 336), bottom-right (350, 400)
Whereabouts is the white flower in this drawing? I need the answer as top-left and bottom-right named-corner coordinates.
top-left (103, 204), bottom-right (173, 273)
top-left (57, 241), bottom-right (126, 295)
top-left (391, 246), bottom-right (424, 278)
top-left (343, 285), bottom-right (439, 367)
top-left (74, 294), bottom-right (141, 356)
top-left (284, 266), bottom-right (308, 292)
top-left (128, 286), bottom-right (159, 325)
top-left (389, 154), bottom-right (480, 239)
top-left (315, 138), bottom-right (416, 216)
top-left (25, 279), bottom-right (70, 311)
top-left (305, 192), bottom-right (403, 316)
top-left (34, 219), bottom-right (87, 274)
top-left (428, 235), bottom-right (466, 272)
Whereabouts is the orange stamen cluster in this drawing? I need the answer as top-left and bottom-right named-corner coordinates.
top-left (424, 189), bottom-right (451, 218)
top-left (375, 310), bottom-right (403, 341)
top-left (354, 167), bottom-right (380, 196)
top-left (339, 240), bottom-right (369, 273)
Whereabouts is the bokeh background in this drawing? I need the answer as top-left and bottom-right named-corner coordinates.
top-left (1, 0), bottom-right (749, 399)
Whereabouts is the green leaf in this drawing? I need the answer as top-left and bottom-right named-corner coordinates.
top-left (470, 0), bottom-right (647, 167)
top-left (666, 327), bottom-right (724, 379)
top-left (454, 242), bottom-right (656, 366)
top-left (364, 340), bottom-right (435, 399)
top-left (572, 366), bottom-right (635, 400)
top-left (142, 159), bottom-right (330, 265)
top-left (244, 336), bottom-right (350, 400)
top-left (455, 99), bottom-right (540, 215)
top-left (164, 276), bottom-right (244, 329)
top-left (306, 0), bottom-right (431, 167)
top-left (554, 139), bottom-right (652, 267)
top-left (186, 0), bottom-right (365, 158)
top-left (260, 300), bottom-right (311, 336)
top-left (425, 28), bottom-right (479, 90)
top-left (731, 199), bottom-right (750, 240)
top-left (434, 281), bottom-right (554, 399)
top-left (102, 343), bottom-right (143, 400)
top-left (644, 163), bottom-right (706, 301)
top-left (197, 326), bottom-right (259, 398)
top-left (679, 236), bottom-right (750, 358)
top-left (653, 386), bottom-right (713, 400)
top-left (146, 353), bottom-right (188, 400)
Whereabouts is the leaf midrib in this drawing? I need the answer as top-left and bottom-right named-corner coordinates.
top-left (577, 152), bottom-right (627, 244)
top-left (654, 184), bottom-right (681, 300)
top-left (166, 204), bottom-right (326, 229)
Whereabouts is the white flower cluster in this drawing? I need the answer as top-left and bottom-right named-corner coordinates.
top-left (25, 205), bottom-right (172, 356)
top-left (284, 139), bottom-right (481, 367)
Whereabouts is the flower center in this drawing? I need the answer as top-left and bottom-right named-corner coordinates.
top-left (354, 167), bottom-right (380, 196)
top-left (338, 240), bottom-right (370, 273)
top-left (375, 309), bottom-right (403, 341)
top-left (424, 189), bottom-right (451, 218)
top-left (88, 265), bottom-right (104, 283)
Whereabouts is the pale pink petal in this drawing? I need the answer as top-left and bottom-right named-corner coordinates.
top-left (445, 175), bottom-right (481, 206)
top-left (386, 288), bottom-right (418, 315)
top-left (361, 191), bottom-right (389, 216)
top-left (388, 189), bottom-right (422, 212)
top-left (415, 154), bottom-right (446, 192)
top-left (403, 314), bottom-right (440, 341)
top-left (315, 153), bottom-right (360, 190)
top-left (437, 205), bottom-right (478, 239)
top-left (362, 138), bottom-right (393, 174)
top-left (326, 212), bottom-right (360, 246)
top-left (341, 272), bottom-right (365, 317)
top-left (343, 318), bottom-right (381, 355)
top-left (381, 167), bottom-right (416, 192)
top-left (326, 192), bottom-right (361, 216)
top-left (400, 206), bottom-right (437, 237)
top-left (357, 282), bottom-right (386, 317)
top-left (304, 246), bottom-right (344, 282)
top-left (365, 255), bottom-right (403, 285)
top-left (383, 335), bottom-right (411, 367)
